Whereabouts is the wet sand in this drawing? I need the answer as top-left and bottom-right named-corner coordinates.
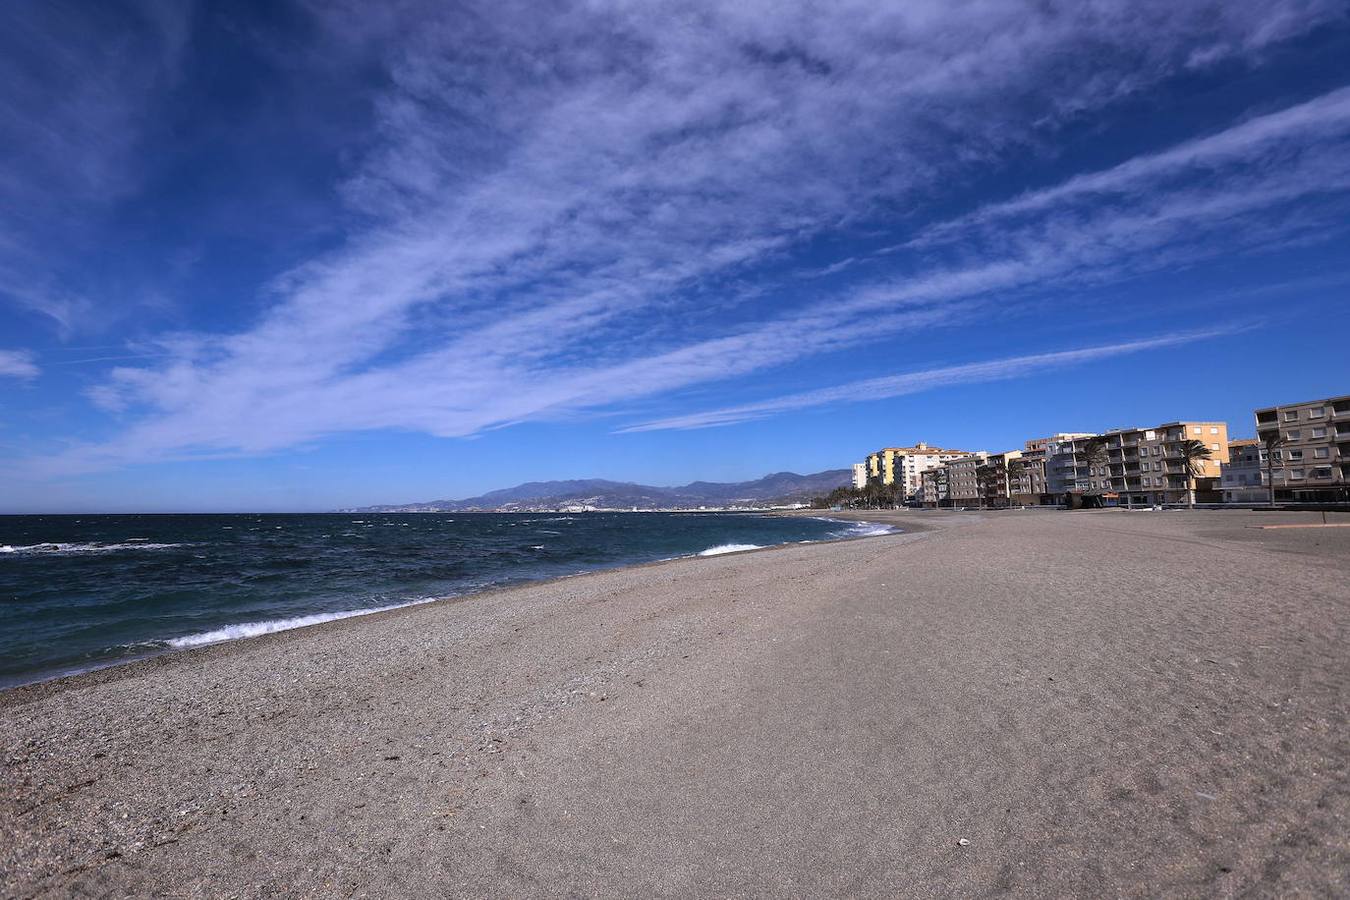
top-left (3, 509), bottom-right (1348, 897)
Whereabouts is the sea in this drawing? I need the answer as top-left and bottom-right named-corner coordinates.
top-left (0, 512), bottom-right (890, 688)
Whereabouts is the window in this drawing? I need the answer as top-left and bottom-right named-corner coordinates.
top-left (1209, 427), bottom-right (1219, 435)
top-left (1310, 407), bottom-right (1326, 417)
top-left (1191, 426), bottom-right (1201, 435)
top-left (1311, 427), bottom-right (1326, 438)
top-left (1153, 447), bottom-right (1162, 456)
top-left (1312, 467), bottom-right (1332, 479)
top-left (1283, 410), bottom-right (1298, 421)
top-left (1210, 443), bottom-right (1219, 451)
top-left (1289, 450), bottom-right (1304, 460)
top-left (1290, 469), bottom-right (1305, 479)
top-left (1315, 448), bottom-right (1330, 459)
top-left (1145, 430), bottom-right (1156, 441)
top-left (1287, 430), bottom-right (1300, 440)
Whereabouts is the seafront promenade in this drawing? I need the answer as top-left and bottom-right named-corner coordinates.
top-left (3, 509), bottom-right (1347, 896)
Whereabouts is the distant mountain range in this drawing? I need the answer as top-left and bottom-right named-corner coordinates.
top-left (339, 470), bottom-right (852, 512)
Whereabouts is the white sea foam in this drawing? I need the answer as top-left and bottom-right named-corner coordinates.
top-left (166, 598), bottom-right (439, 649)
top-left (698, 543), bottom-right (764, 556)
top-left (840, 522), bottom-right (895, 537)
top-left (817, 518), bottom-right (896, 539)
top-left (0, 541), bottom-right (187, 556)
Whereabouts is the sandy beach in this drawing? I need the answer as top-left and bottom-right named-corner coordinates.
top-left (3, 509), bottom-right (1348, 897)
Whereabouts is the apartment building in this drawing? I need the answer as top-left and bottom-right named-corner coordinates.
top-left (1041, 433), bottom-right (1099, 496)
top-left (1254, 394), bottom-right (1350, 502)
top-left (978, 450), bottom-right (1025, 508)
top-left (1008, 449), bottom-right (1049, 505)
top-left (1025, 432), bottom-right (1095, 455)
top-left (945, 452), bottom-right (988, 508)
top-left (864, 442), bottom-right (973, 500)
top-left (917, 466), bottom-right (948, 508)
top-left (851, 463), bottom-right (867, 490)
top-left (1060, 421), bottom-right (1230, 505)
top-left (1220, 439), bottom-right (1267, 503)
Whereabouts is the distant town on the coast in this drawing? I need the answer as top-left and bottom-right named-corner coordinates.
top-left (346, 392), bottom-right (1349, 513)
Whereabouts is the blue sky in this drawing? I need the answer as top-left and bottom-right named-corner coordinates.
top-left (2, 0), bottom-right (1350, 512)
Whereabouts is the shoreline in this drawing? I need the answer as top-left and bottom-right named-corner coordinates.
top-left (4, 509), bottom-right (1345, 896)
top-left (1, 513), bottom-right (914, 700)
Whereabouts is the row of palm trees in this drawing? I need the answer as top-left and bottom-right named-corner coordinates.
top-left (810, 482), bottom-right (904, 510)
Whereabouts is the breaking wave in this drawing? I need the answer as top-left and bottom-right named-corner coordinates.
top-left (166, 598), bottom-right (439, 649)
top-left (697, 543), bottom-right (765, 556)
top-left (1, 541), bottom-right (187, 556)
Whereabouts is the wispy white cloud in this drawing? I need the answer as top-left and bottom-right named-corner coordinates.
top-left (911, 83), bottom-right (1350, 248)
top-left (10, 1), bottom-right (1350, 474)
top-left (620, 327), bottom-right (1250, 432)
top-left (0, 350), bottom-right (39, 380)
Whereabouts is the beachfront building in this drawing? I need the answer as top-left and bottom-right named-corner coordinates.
top-left (1041, 433), bottom-right (1099, 496)
top-left (852, 463), bottom-right (867, 490)
top-left (978, 450), bottom-right (1024, 508)
top-left (1025, 432), bottom-right (1095, 455)
top-left (1254, 394), bottom-right (1350, 502)
top-left (863, 442), bottom-right (974, 501)
top-left (917, 465), bottom-right (949, 508)
top-left (1061, 421), bottom-right (1230, 506)
top-left (1008, 449), bottom-right (1049, 505)
top-left (1221, 439), bottom-right (1268, 504)
top-left (945, 452), bottom-right (989, 508)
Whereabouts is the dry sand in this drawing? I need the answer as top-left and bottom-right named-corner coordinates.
top-left (2, 509), bottom-right (1347, 897)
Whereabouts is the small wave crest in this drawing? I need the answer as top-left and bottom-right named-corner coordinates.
top-left (698, 543), bottom-right (764, 556)
top-left (1, 541), bottom-right (188, 556)
top-left (166, 598), bottom-right (438, 649)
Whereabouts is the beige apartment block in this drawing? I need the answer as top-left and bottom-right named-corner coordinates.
top-left (1062, 421), bottom-right (1230, 505)
top-left (851, 463), bottom-right (867, 490)
top-left (1254, 394), bottom-right (1350, 502)
top-left (864, 442), bottom-right (973, 500)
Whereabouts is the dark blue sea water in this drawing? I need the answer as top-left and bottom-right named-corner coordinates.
top-left (0, 512), bottom-right (889, 688)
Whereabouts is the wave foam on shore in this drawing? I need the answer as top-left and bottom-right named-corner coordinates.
top-left (698, 543), bottom-right (765, 556)
top-left (833, 522), bottom-right (895, 538)
top-left (166, 598), bottom-right (439, 649)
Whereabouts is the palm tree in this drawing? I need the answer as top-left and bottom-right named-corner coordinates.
top-left (1175, 438), bottom-right (1213, 509)
top-left (1260, 431), bottom-right (1285, 508)
top-left (1079, 436), bottom-right (1110, 506)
